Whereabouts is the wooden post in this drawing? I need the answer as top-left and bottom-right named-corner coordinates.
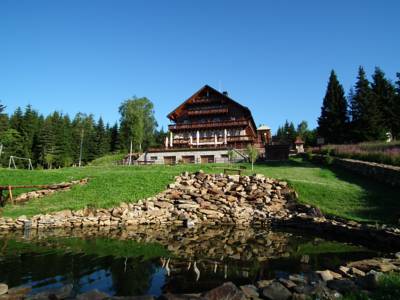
top-left (7, 186), bottom-right (13, 204)
top-left (0, 188), bottom-right (4, 207)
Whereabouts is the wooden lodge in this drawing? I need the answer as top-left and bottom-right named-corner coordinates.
top-left (138, 85), bottom-right (271, 164)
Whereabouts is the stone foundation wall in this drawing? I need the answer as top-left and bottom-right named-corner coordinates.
top-left (138, 149), bottom-right (244, 164)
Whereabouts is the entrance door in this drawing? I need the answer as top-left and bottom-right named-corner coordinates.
top-left (164, 156), bottom-right (176, 165)
top-left (182, 155), bottom-right (195, 164)
top-left (200, 155), bottom-right (214, 163)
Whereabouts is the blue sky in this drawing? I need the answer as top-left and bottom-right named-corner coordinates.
top-left (0, 0), bottom-right (399, 132)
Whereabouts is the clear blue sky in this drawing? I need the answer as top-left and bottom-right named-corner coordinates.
top-left (1, 0), bottom-right (399, 132)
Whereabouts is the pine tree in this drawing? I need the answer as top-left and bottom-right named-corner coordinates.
top-left (317, 70), bottom-right (349, 144)
top-left (371, 67), bottom-right (396, 138)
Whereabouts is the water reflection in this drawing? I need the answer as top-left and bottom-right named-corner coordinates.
top-left (0, 226), bottom-right (378, 297)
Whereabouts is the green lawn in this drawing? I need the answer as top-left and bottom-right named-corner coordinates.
top-left (0, 158), bottom-right (399, 224)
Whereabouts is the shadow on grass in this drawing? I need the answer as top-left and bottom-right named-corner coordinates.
top-left (329, 165), bottom-right (400, 224)
top-left (257, 158), bottom-right (399, 224)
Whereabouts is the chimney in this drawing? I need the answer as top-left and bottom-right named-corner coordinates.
top-left (222, 91), bottom-right (228, 96)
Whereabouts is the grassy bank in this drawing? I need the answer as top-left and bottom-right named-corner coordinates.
top-left (1, 158), bottom-right (399, 223)
top-left (342, 272), bottom-right (400, 300)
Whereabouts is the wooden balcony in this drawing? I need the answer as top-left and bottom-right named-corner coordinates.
top-left (168, 119), bottom-right (249, 131)
top-left (166, 135), bottom-right (255, 148)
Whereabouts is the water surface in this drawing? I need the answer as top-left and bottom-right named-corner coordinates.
top-left (0, 226), bottom-right (380, 297)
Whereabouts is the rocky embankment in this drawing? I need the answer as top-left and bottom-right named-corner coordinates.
top-left (0, 171), bottom-right (298, 230)
top-left (1, 171), bottom-right (400, 249)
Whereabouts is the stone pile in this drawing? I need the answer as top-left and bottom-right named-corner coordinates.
top-left (0, 171), bottom-right (297, 231)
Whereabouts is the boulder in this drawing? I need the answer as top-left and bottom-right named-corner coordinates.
top-left (239, 285), bottom-right (259, 298)
top-left (0, 284), bottom-right (8, 296)
top-left (347, 259), bottom-right (397, 273)
top-left (327, 279), bottom-right (357, 294)
top-left (316, 270), bottom-right (334, 282)
top-left (76, 289), bottom-right (109, 300)
top-left (262, 281), bottom-right (292, 300)
top-left (203, 282), bottom-right (246, 300)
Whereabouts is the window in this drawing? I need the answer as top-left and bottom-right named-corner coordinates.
top-left (150, 156), bottom-right (158, 160)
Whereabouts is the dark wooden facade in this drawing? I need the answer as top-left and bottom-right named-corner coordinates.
top-left (165, 85), bottom-right (268, 150)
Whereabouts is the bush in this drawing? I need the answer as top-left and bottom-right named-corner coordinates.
top-left (325, 154), bottom-right (334, 165)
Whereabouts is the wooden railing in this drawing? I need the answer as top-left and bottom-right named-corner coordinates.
top-left (187, 107), bottom-right (228, 116)
top-left (168, 119), bottom-right (248, 131)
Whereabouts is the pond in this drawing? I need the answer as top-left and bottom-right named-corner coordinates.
top-left (0, 225), bottom-right (383, 298)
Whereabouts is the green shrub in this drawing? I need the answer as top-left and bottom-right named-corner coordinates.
top-left (325, 154), bottom-right (334, 165)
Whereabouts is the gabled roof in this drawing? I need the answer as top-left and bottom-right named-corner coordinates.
top-left (167, 85), bottom-right (257, 130)
top-left (257, 125), bottom-right (271, 131)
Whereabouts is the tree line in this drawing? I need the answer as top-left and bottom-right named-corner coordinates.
top-left (317, 67), bottom-right (400, 144)
top-left (274, 67), bottom-right (400, 146)
top-left (274, 120), bottom-right (317, 147)
top-left (0, 97), bottom-right (166, 168)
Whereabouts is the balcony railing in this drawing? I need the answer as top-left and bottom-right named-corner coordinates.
top-left (187, 107), bottom-right (228, 116)
top-left (168, 119), bottom-right (248, 131)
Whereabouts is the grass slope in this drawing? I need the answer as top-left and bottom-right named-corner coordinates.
top-left (1, 158), bottom-right (399, 223)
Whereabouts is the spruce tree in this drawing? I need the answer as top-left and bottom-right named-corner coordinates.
top-left (37, 116), bottom-right (56, 168)
top-left (0, 101), bottom-right (8, 133)
top-left (95, 117), bottom-right (109, 157)
top-left (393, 73), bottom-right (400, 139)
top-left (317, 70), bottom-right (349, 144)
top-left (109, 122), bottom-right (120, 153)
top-left (349, 66), bottom-right (382, 141)
top-left (371, 67), bottom-right (396, 138)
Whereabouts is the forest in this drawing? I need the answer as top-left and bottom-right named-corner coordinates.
top-left (0, 97), bottom-right (166, 168)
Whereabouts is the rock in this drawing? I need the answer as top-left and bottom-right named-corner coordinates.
top-left (355, 272), bottom-right (383, 290)
top-left (160, 294), bottom-right (205, 300)
top-left (203, 282), bottom-right (246, 300)
top-left (316, 270), bottom-right (334, 281)
top-left (27, 284), bottom-right (73, 300)
top-left (338, 266), bottom-right (350, 276)
top-left (327, 279), bottom-right (357, 294)
top-left (256, 280), bottom-right (274, 289)
top-left (0, 284), bottom-right (8, 296)
top-left (347, 259), bottom-right (397, 273)
top-left (300, 255), bottom-right (310, 264)
top-left (6, 287), bottom-right (31, 296)
top-left (262, 281), bottom-right (292, 300)
top-left (288, 274), bottom-right (307, 285)
top-left (239, 285), bottom-right (259, 298)
top-left (110, 296), bottom-right (156, 300)
top-left (291, 293), bottom-right (307, 300)
top-left (76, 289), bottom-right (109, 300)
top-left (278, 278), bottom-right (296, 289)
top-left (350, 267), bottom-right (366, 277)
top-left (395, 252), bottom-right (400, 259)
